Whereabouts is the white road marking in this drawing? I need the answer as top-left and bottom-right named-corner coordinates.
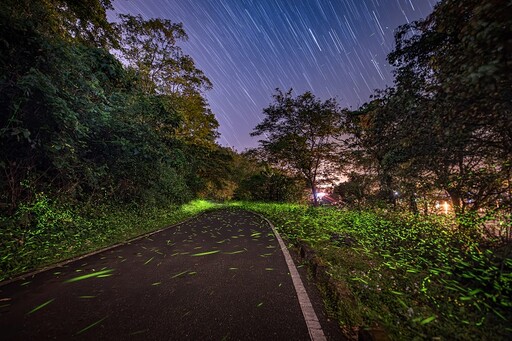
top-left (258, 213), bottom-right (327, 341)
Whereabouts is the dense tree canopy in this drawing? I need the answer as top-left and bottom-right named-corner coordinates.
top-left (0, 0), bottom-right (231, 214)
top-left (2, 0), bottom-right (509, 218)
top-left (115, 14), bottom-right (219, 149)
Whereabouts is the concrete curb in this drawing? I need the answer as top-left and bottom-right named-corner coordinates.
top-left (0, 212), bottom-right (207, 287)
top-left (250, 211), bottom-right (327, 341)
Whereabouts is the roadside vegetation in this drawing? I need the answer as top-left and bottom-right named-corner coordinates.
top-left (0, 199), bottom-right (217, 282)
top-left (234, 202), bottom-right (511, 340)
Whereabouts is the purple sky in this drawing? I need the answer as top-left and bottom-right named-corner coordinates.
top-left (110, 0), bottom-right (437, 150)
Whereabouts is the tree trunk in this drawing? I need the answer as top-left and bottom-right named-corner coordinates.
top-left (378, 171), bottom-right (395, 207)
top-left (447, 188), bottom-right (463, 215)
top-left (311, 183), bottom-right (318, 206)
top-left (409, 194), bottom-right (418, 214)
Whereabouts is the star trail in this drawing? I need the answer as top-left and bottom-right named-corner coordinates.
top-left (110, 0), bottom-right (437, 150)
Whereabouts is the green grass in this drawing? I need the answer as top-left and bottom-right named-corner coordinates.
top-left (231, 202), bottom-right (511, 340)
top-left (0, 198), bottom-right (218, 282)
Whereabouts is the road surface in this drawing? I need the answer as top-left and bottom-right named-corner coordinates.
top-left (0, 209), bottom-right (343, 340)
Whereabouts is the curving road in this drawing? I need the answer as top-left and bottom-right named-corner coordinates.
top-left (0, 209), bottom-right (343, 340)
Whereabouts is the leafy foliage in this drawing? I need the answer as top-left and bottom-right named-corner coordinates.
top-left (0, 0), bottom-right (239, 280)
top-left (345, 0), bottom-right (512, 215)
top-left (235, 166), bottom-right (305, 203)
top-left (115, 14), bottom-right (212, 95)
top-left (114, 14), bottom-right (219, 149)
top-left (237, 202), bottom-right (511, 340)
top-left (0, 0), bottom-right (227, 213)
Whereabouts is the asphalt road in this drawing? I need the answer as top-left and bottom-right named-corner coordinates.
top-left (0, 209), bottom-right (343, 340)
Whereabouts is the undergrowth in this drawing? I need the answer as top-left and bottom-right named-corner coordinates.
top-left (0, 194), bottom-right (217, 282)
top-left (233, 202), bottom-right (512, 340)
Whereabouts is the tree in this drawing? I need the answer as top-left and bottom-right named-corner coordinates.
top-left (0, 1), bottom-right (125, 209)
top-left (347, 89), bottom-right (403, 206)
top-left (115, 14), bottom-right (219, 149)
top-left (235, 167), bottom-right (305, 203)
top-left (185, 145), bottom-right (237, 200)
top-left (251, 89), bottom-right (346, 206)
top-left (171, 91), bottom-right (219, 147)
top-left (228, 150), bottom-right (305, 203)
top-left (115, 14), bottom-right (212, 95)
top-left (387, 0), bottom-right (512, 214)
top-left (333, 173), bottom-right (366, 207)
top-left (0, 0), bottom-right (117, 48)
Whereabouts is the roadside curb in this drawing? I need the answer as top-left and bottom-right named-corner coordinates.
top-left (249, 211), bottom-right (327, 341)
top-left (0, 212), bottom-right (207, 287)
top-left (296, 242), bottom-right (390, 341)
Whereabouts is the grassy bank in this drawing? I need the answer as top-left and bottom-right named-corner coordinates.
top-left (0, 196), bottom-right (217, 282)
top-left (232, 202), bottom-right (511, 340)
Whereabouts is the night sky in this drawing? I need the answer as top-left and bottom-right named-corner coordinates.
top-left (110, 0), bottom-right (438, 150)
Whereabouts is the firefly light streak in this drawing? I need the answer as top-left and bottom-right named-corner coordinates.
top-left (110, 0), bottom-right (437, 150)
